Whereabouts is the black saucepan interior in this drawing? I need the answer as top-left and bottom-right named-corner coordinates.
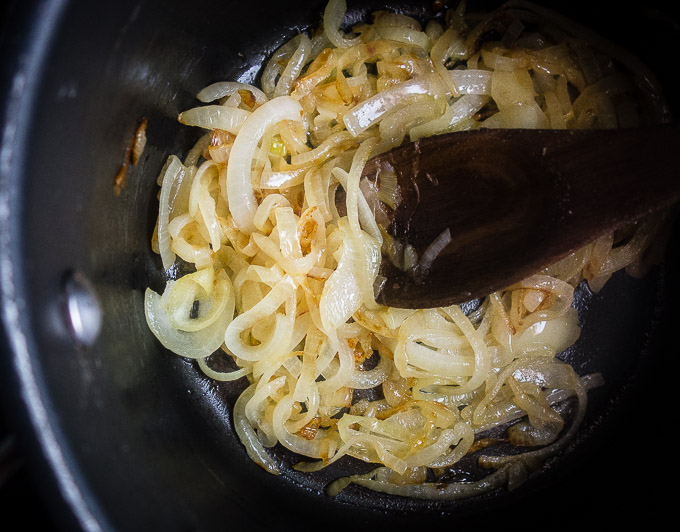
top-left (1, 1), bottom-right (678, 530)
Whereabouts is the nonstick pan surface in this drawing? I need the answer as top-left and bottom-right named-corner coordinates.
top-left (1, 1), bottom-right (679, 530)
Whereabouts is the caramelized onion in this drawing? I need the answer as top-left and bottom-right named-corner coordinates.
top-left (145, 0), bottom-right (666, 502)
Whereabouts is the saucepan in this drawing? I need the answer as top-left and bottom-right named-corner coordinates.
top-left (1, 0), bottom-right (678, 529)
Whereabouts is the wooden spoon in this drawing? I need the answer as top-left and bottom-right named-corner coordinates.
top-left (364, 125), bottom-right (680, 309)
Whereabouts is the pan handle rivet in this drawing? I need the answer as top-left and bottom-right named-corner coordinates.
top-left (61, 270), bottom-right (102, 347)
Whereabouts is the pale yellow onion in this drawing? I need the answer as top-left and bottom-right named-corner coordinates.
top-left (252, 193), bottom-right (291, 232)
top-left (163, 268), bottom-right (229, 332)
top-left (224, 275), bottom-right (297, 361)
top-left (167, 213), bottom-right (193, 240)
top-left (338, 464), bottom-right (511, 499)
top-left (405, 342), bottom-right (474, 379)
top-left (448, 69), bottom-right (493, 95)
top-left (196, 81), bottom-right (267, 105)
top-left (430, 27), bottom-right (468, 96)
top-left (293, 432), bottom-right (359, 472)
top-left (440, 305), bottom-right (491, 394)
top-left (373, 12), bottom-right (421, 31)
top-left (323, 0), bottom-right (361, 48)
top-left (479, 368), bottom-right (588, 471)
top-left (343, 74), bottom-right (447, 136)
top-left (245, 375), bottom-right (287, 426)
top-left (410, 94), bottom-right (488, 140)
top-left (144, 276), bottom-right (234, 360)
top-left (420, 423), bottom-right (475, 468)
top-left (377, 95), bottom-right (442, 151)
top-left (331, 169), bottom-right (382, 245)
top-left (482, 101), bottom-right (549, 129)
top-left (170, 235), bottom-right (212, 270)
top-left (197, 356), bottom-right (250, 382)
top-left (278, 119), bottom-right (311, 154)
top-left (374, 24), bottom-right (431, 51)
top-left (404, 427), bottom-right (462, 468)
top-left (285, 386), bottom-right (320, 433)
top-left (318, 236), bottom-right (361, 333)
top-left (259, 168), bottom-right (307, 190)
top-left (233, 384), bottom-right (281, 474)
top-left (226, 96), bottom-right (303, 233)
top-left (513, 307), bottom-right (581, 355)
top-left (349, 354), bottom-right (390, 389)
top-left (274, 207), bottom-right (303, 259)
top-left (274, 34), bottom-right (313, 97)
top-left (316, 335), bottom-right (355, 394)
top-left (272, 395), bottom-right (324, 458)
top-left (337, 414), bottom-right (411, 449)
top-left (336, 137), bottom-right (380, 236)
top-left (251, 341), bottom-right (304, 383)
top-left (178, 105), bottom-right (250, 134)
top-left (425, 19), bottom-right (444, 42)
top-left (290, 131), bottom-right (356, 167)
top-left (252, 231), bottom-right (319, 277)
top-left (188, 160), bottom-right (222, 251)
top-left (183, 134), bottom-right (211, 168)
top-left (157, 155), bottom-right (187, 270)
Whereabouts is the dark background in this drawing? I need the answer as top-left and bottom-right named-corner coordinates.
top-left (1, 0), bottom-right (57, 527)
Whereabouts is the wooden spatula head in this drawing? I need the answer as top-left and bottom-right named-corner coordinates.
top-left (363, 126), bottom-right (680, 308)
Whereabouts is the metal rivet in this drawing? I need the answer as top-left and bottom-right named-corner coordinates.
top-left (61, 270), bottom-right (102, 347)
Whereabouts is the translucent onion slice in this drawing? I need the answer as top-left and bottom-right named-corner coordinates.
top-left (272, 395), bottom-right (324, 458)
top-left (513, 307), bottom-right (581, 355)
top-left (226, 96), bottom-right (303, 233)
top-left (224, 275), bottom-right (297, 361)
top-left (290, 131), bottom-right (356, 167)
top-left (430, 27), bottom-right (468, 95)
top-left (482, 101), bottom-right (549, 129)
top-left (440, 305), bottom-right (490, 394)
top-left (260, 168), bottom-right (307, 190)
top-left (349, 354), bottom-right (390, 389)
top-left (374, 24), bottom-right (431, 51)
top-left (196, 81), bottom-right (267, 105)
top-left (144, 275), bottom-right (235, 360)
top-left (404, 427), bottom-right (465, 468)
top-left (448, 69), bottom-right (493, 95)
top-left (157, 155), bottom-right (187, 270)
top-left (197, 356), bottom-right (250, 382)
top-left (332, 463), bottom-right (511, 499)
top-left (188, 160), bottom-right (222, 252)
top-left (274, 34), bottom-right (312, 97)
top-left (324, 0), bottom-right (361, 48)
top-left (233, 384), bottom-right (281, 474)
top-left (410, 94), bottom-right (488, 141)
top-left (399, 341), bottom-right (473, 379)
top-left (425, 423), bottom-right (475, 467)
top-left (343, 74), bottom-right (447, 136)
top-left (319, 236), bottom-right (362, 333)
top-left (178, 105), bottom-right (250, 134)
top-left (165, 268), bottom-right (231, 333)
